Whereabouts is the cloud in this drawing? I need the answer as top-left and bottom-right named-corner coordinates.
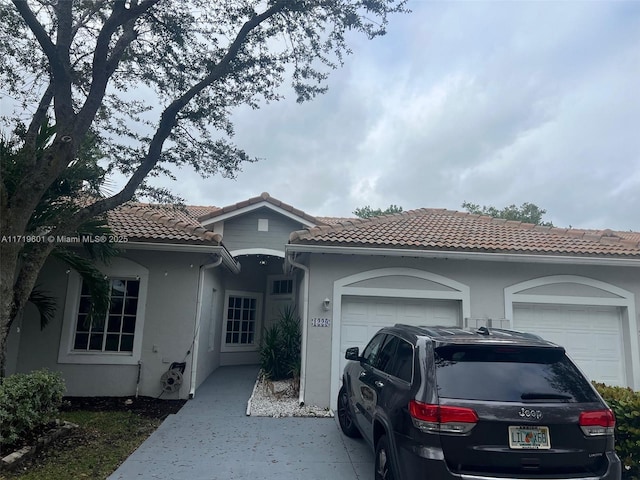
top-left (136, 0), bottom-right (640, 230)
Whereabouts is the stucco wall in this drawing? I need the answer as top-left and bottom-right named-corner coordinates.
top-left (299, 253), bottom-right (640, 408)
top-left (12, 249), bottom-right (215, 399)
top-left (220, 208), bottom-right (303, 253)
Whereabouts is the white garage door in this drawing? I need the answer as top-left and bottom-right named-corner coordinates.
top-left (513, 304), bottom-right (625, 386)
top-left (339, 296), bottom-right (461, 381)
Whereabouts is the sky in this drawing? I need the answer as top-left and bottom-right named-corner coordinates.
top-left (144, 1), bottom-right (640, 230)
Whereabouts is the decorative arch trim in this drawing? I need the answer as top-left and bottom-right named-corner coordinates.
top-left (230, 248), bottom-right (284, 258)
top-left (329, 267), bottom-right (470, 409)
top-left (504, 274), bottom-right (639, 390)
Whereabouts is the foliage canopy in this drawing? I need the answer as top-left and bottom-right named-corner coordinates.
top-left (461, 201), bottom-right (554, 227)
top-left (353, 204), bottom-right (404, 219)
top-left (0, 0), bottom-right (408, 375)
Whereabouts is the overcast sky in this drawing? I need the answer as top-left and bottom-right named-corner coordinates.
top-left (150, 0), bottom-right (640, 231)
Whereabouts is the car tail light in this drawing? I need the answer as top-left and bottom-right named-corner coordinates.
top-left (409, 400), bottom-right (478, 434)
top-left (579, 409), bottom-right (615, 436)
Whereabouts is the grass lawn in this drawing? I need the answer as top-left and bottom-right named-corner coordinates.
top-left (1, 410), bottom-right (162, 480)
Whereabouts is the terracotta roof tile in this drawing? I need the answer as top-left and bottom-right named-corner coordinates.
top-left (289, 209), bottom-right (640, 258)
top-left (107, 204), bottom-right (222, 245)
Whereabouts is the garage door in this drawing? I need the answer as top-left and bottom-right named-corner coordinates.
top-left (513, 304), bottom-right (625, 386)
top-left (339, 296), bottom-right (461, 381)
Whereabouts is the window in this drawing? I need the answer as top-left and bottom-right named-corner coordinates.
top-left (222, 291), bottom-right (262, 351)
top-left (362, 333), bottom-right (386, 366)
top-left (73, 278), bottom-right (139, 353)
top-left (434, 346), bottom-right (599, 402)
top-left (271, 278), bottom-right (293, 295)
top-left (58, 257), bottom-right (148, 365)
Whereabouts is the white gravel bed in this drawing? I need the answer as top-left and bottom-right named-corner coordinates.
top-left (247, 372), bottom-right (333, 418)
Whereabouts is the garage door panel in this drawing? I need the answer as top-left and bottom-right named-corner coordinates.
top-left (514, 304), bottom-right (625, 387)
top-left (339, 296), bottom-right (461, 383)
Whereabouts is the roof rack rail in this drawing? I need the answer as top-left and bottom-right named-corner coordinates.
top-left (476, 326), bottom-right (491, 336)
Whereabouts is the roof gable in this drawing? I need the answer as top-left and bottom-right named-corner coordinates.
top-left (198, 192), bottom-right (323, 228)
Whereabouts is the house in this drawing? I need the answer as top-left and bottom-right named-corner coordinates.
top-left (6, 192), bottom-right (640, 410)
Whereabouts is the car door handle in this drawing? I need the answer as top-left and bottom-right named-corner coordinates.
top-left (374, 380), bottom-right (385, 388)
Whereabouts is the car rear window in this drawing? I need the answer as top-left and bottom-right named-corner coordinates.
top-left (434, 345), bottom-right (599, 403)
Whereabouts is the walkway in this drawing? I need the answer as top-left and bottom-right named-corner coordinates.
top-left (108, 365), bottom-right (373, 480)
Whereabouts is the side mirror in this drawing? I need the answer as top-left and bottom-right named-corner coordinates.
top-left (345, 347), bottom-right (360, 361)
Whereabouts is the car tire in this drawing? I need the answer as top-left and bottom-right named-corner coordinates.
top-left (337, 385), bottom-right (361, 438)
top-left (375, 435), bottom-right (397, 480)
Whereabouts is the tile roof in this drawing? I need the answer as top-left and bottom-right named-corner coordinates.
top-left (108, 204), bottom-right (222, 245)
top-left (198, 192), bottom-right (326, 225)
top-left (289, 208), bottom-right (640, 258)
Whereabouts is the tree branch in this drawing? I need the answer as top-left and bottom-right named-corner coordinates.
top-left (75, 0), bottom-right (159, 136)
top-left (24, 83), bottom-right (54, 154)
top-left (69, 1), bottom-right (290, 225)
top-left (11, 1), bottom-right (59, 73)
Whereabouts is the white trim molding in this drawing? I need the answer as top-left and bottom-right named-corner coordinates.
top-left (201, 201), bottom-right (317, 228)
top-left (504, 275), bottom-right (640, 390)
top-left (329, 267), bottom-right (471, 410)
top-left (231, 248), bottom-right (284, 258)
top-left (58, 257), bottom-right (149, 365)
top-left (220, 290), bottom-right (263, 353)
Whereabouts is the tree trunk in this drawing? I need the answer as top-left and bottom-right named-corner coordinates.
top-left (0, 241), bottom-right (20, 378)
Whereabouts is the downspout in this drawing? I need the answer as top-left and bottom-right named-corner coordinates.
top-left (287, 253), bottom-right (309, 406)
top-left (189, 255), bottom-right (223, 398)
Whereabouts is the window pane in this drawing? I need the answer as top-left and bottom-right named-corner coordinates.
top-left (105, 334), bottom-right (120, 351)
top-left (107, 316), bottom-right (122, 333)
top-left (120, 335), bottom-right (134, 352)
top-left (361, 334), bottom-right (386, 366)
top-left (243, 298), bottom-right (250, 309)
top-left (89, 333), bottom-right (103, 350)
top-left (126, 280), bottom-right (139, 297)
top-left (122, 316), bottom-right (136, 334)
top-left (124, 298), bottom-right (138, 315)
top-left (242, 309), bottom-right (249, 320)
top-left (76, 314), bottom-right (90, 332)
top-left (250, 298), bottom-right (256, 309)
top-left (375, 336), bottom-right (399, 373)
top-left (232, 332), bottom-right (239, 343)
top-left (78, 296), bottom-right (91, 314)
top-left (74, 333), bottom-right (88, 350)
top-left (226, 333), bottom-right (232, 343)
top-left (248, 332), bottom-right (254, 344)
top-left (111, 280), bottom-right (125, 296)
top-left (435, 346), bottom-right (599, 402)
top-left (109, 297), bottom-right (123, 315)
top-left (241, 333), bottom-right (248, 344)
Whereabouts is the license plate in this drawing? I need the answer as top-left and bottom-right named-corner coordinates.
top-left (508, 426), bottom-right (551, 449)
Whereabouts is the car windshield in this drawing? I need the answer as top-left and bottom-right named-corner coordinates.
top-left (434, 345), bottom-right (599, 403)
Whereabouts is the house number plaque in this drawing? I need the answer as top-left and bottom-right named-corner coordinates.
top-left (311, 318), bottom-right (331, 327)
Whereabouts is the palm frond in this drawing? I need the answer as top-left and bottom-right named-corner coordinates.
top-left (51, 248), bottom-right (111, 327)
top-left (27, 287), bottom-right (57, 330)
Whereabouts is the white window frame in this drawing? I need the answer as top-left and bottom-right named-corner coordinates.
top-left (58, 258), bottom-right (148, 365)
top-left (268, 275), bottom-right (295, 297)
top-left (221, 290), bottom-right (263, 353)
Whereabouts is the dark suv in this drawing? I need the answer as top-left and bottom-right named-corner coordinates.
top-left (337, 325), bottom-right (621, 480)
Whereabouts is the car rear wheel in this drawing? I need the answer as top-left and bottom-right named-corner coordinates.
top-left (337, 386), bottom-right (361, 438)
top-left (375, 435), bottom-right (396, 480)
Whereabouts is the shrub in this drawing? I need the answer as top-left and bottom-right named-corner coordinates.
top-left (0, 369), bottom-right (66, 447)
top-left (260, 305), bottom-right (301, 381)
top-left (594, 382), bottom-right (640, 479)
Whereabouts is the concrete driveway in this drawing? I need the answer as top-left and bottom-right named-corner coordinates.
top-left (108, 365), bottom-right (373, 480)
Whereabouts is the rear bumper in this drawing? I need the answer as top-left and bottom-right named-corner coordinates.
top-left (399, 444), bottom-right (621, 480)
